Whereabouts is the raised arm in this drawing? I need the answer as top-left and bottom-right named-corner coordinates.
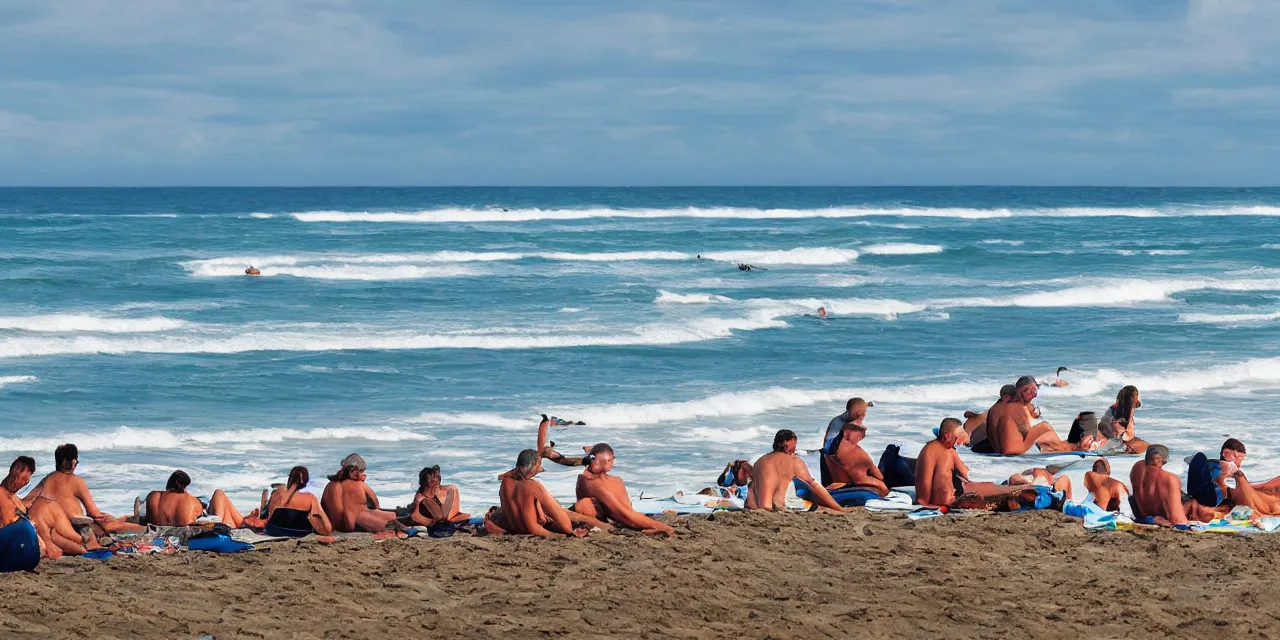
top-left (795, 458), bottom-right (849, 512)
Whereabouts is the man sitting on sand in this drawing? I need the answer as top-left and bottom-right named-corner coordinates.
top-left (22, 444), bottom-right (143, 536)
top-left (746, 430), bottom-right (848, 512)
top-left (824, 398), bottom-right (869, 450)
top-left (1, 456), bottom-right (49, 560)
top-left (987, 376), bottom-right (1071, 455)
top-left (1083, 458), bottom-right (1129, 512)
top-left (966, 384), bottom-right (1014, 450)
top-left (1129, 445), bottom-right (1216, 526)
top-left (574, 443), bottom-right (675, 536)
top-left (485, 449), bottom-right (585, 538)
top-left (823, 422), bottom-right (889, 496)
top-left (143, 470), bottom-right (246, 527)
top-left (321, 454), bottom-right (401, 533)
top-left (916, 418), bottom-right (1028, 508)
top-left (537, 414), bottom-right (586, 467)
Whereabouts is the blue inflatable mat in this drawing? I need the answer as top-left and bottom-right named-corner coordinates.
top-left (189, 533), bottom-right (254, 553)
top-left (0, 518), bottom-right (40, 573)
top-left (793, 480), bottom-right (880, 509)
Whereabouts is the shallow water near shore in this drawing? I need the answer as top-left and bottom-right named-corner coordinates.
top-left (3, 186), bottom-right (1280, 513)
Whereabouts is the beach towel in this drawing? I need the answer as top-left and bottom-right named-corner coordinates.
top-left (793, 480), bottom-right (881, 509)
top-left (188, 532), bottom-right (254, 553)
top-left (0, 518), bottom-right (40, 573)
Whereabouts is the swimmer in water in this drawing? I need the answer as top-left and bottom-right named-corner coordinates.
top-left (817, 306), bottom-right (828, 320)
top-left (737, 263), bottom-right (767, 272)
top-left (1040, 367), bottom-right (1070, 388)
top-left (245, 266), bottom-right (261, 276)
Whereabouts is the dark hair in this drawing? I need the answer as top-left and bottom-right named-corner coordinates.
top-left (1091, 458), bottom-right (1110, 473)
top-left (1115, 386), bottom-right (1140, 419)
top-left (1222, 438), bottom-right (1246, 455)
top-left (54, 443), bottom-right (78, 472)
top-left (999, 384), bottom-right (1016, 398)
top-left (938, 417), bottom-right (962, 439)
top-left (583, 442), bottom-right (614, 466)
top-left (287, 466), bottom-right (309, 490)
top-left (418, 465), bottom-right (441, 493)
top-left (772, 429), bottom-right (797, 452)
top-left (1015, 376), bottom-right (1037, 390)
top-left (9, 456), bottom-right (35, 475)
top-left (166, 470), bottom-right (191, 492)
top-left (516, 449), bottom-right (539, 473)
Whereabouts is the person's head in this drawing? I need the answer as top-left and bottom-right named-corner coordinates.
top-left (1221, 438), bottom-right (1247, 466)
top-left (841, 421), bottom-right (867, 445)
top-left (287, 465), bottom-right (309, 490)
top-left (3, 456), bottom-right (35, 492)
top-left (417, 465), bottom-right (441, 493)
top-left (515, 449), bottom-right (540, 479)
top-left (719, 459), bottom-right (752, 487)
top-left (1014, 376), bottom-right (1038, 403)
top-left (1056, 366), bottom-right (1069, 377)
top-left (846, 398), bottom-right (868, 421)
top-left (1144, 444), bottom-right (1170, 467)
top-left (772, 429), bottom-right (798, 454)
top-left (1115, 385), bottom-right (1141, 414)
top-left (1091, 458), bottom-right (1110, 475)
top-left (329, 453), bottom-right (367, 482)
top-left (937, 417), bottom-right (963, 447)
top-left (54, 443), bottom-right (78, 473)
top-left (583, 443), bottom-right (615, 473)
top-left (166, 470), bottom-right (191, 492)
top-left (999, 384), bottom-right (1016, 400)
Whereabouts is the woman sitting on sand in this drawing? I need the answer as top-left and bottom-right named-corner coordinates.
top-left (405, 465), bottom-right (470, 527)
top-left (142, 470), bottom-right (245, 527)
top-left (246, 466), bottom-right (333, 537)
top-left (1099, 386), bottom-right (1149, 455)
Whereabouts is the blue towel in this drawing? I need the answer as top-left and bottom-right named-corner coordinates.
top-left (188, 533), bottom-right (254, 553)
top-left (81, 548), bottom-right (114, 561)
top-left (0, 518), bottom-right (41, 573)
top-left (793, 479), bottom-right (881, 509)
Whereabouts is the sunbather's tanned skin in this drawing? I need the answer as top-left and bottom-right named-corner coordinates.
top-left (967, 385), bottom-right (1015, 444)
top-left (1210, 440), bottom-right (1280, 516)
top-left (747, 430), bottom-right (848, 512)
top-left (409, 465), bottom-right (471, 527)
top-left (485, 449), bottom-right (582, 538)
top-left (143, 470), bottom-right (244, 527)
top-left (990, 377), bottom-right (1070, 455)
top-left (1130, 445), bottom-right (1215, 526)
top-left (321, 454), bottom-right (400, 533)
top-left (252, 466), bottom-right (333, 535)
top-left (22, 444), bottom-right (144, 535)
top-left (0, 457), bottom-right (57, 558)
top-left (917, 418), bottom-right (1023, 508)
top-left (574, 443), bottom-right (675, 535)
top-left (825, 422), bottom-right (889, 496)
top-left (1005, 467), bottom-right (1073, 500)
top-left (537, 414), bottom-right (585, 467)
top-left (1084, 458), bottom-right (1128, 511)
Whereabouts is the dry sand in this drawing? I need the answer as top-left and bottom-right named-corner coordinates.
top-left (1, 509), bottom-right (1277, 639)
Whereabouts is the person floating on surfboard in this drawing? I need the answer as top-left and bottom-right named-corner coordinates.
top-left (244, 266), bottom-right (261, 276)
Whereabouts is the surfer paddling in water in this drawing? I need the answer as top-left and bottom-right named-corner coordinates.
top-left (244, 266), bottom-right (260, 276)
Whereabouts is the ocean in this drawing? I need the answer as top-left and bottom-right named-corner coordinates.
top-left (3, 186), bottom-right (1280, 513)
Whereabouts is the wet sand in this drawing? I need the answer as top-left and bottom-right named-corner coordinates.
top-left (1, 509), bottom-right (1277, 639)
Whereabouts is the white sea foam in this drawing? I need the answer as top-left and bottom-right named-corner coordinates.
top-left (407, 412), bottom-right (531, 430)
top-left (0, 375), bottom-right (37, 388)
top-left (981, 239), bottom-right (1025, 246)
top-left (184, 259), bottom-right (481, 280)
top-left (860, 243), bottom-right (944, 255)
top-left (290, 205), bottom-right (1280, 224)
top-left (0, 425), bottom-right (428, 453)
top-left (685, 425), bottom-right (776, 443)
top-left (0, 314), bottom-right (187, 333)
top-left (938, 277), bottom-right (1280, 309)
top-left (249, 213), bottom-right (276, 219)
top-left (697, 248), bottom-right (860, 265)
top-left (655, 291), bottom-right (734, 304)
top-left (1179, 311), bottom-right (1280, 324)
top-left (749, 297), bottom-right (928, 319)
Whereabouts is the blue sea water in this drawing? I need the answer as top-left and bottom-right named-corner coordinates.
top-left (3, 186), bottom-right (1280, 513)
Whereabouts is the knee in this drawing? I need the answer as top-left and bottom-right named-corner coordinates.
top-left (574, 498), bottom-right (600, 518)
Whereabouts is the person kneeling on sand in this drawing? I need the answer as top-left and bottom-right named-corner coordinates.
top-left (573, 443), bottom-right (674, 536)
top-left (406, 465), bottom-right (471, 528)
top-left (22, 444), bottom-right (144, 537)
top-left (746, 430), bottom-right (849, 512)
top-left (1129, 445), bottom-right (1216, 526)
top-left (1083, 458), bottom-right (1129, 512)
top-left (143, 470), bottom-right (246, 527)
top-left (321, 453), bottom-right (401, 534)
top-left (485, 449), bottom-right (586, 538)
top-left (915, 418), bottom-right (1028, 509)
top-left (823, 422), bottom-right (889, 497)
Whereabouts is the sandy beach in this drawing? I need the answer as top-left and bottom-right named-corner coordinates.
top-left (1, 509), bottom-right (1276, 639)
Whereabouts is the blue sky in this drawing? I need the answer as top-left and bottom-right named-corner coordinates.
top-left (1, 0), bottom-right (1277, 186)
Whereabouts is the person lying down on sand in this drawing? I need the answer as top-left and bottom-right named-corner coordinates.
top-left (485, 449), bottom-right (590, 538)
top-left (1004, 466), bottom-right (1072, 501)
top-left (746, 430), bottom-right (849, 512)
top-left (321, 454), bottom-right (404, 534)
top-left (141, 470), bottom-right (246, 527)
top-left (573, 443), bottom-right (674, 536)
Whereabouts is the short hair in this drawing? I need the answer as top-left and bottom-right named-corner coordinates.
top-left (166, 470), bottom-right (191, 492)
top-left (9, 456), bottom-right (35, 475)
top-left (846, 398), bottom-right (868, 417)
top-left (999, 384), bottom-right (1016, 398)
top-left (1091, 458), bottom-right (1110, 474)
top-left (841, 421), bottom-right (866, 434)
top-left (583, 442), bottom-right (614, 467)
top-left (772, 429), bottom-right (798, 452)
top-left (287, 466), bottom-right (309, 490)
top-left (1145, 444), bottom-right (1170, 465)
top-left (516, 449), bottom-right (539, 472)
top-left (1222, 438), bottom-right (1246, 456)
top-left (54, 443), bottom-right (78, 472)
top-left (1015, 376), bottom-right (1038, 390)
top-left (937, 417), bottom-right (962, 439)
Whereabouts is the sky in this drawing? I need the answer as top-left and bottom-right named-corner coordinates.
top-left (1, 0), bottom-right (1278, 186)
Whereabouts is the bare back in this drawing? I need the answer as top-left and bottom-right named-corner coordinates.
top-left (1130, 461), bottom-right (1184, 524)
top-left (146, 490), bottom-right (202, 526)
top-left (1084, 472), bottom-right (1126, 511)
top-left (746, 452), bottom-right (807, 510)
top-left (321, 479), bottom-right (374, 533)
top-left (914, 441), bottom-right (958, 508)
top-left (498, 476), bottom-right (556, 535)
top-left (24, 472), bottom-right (91, 518)
top-left (0, 489), bottom-right (24, 527)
